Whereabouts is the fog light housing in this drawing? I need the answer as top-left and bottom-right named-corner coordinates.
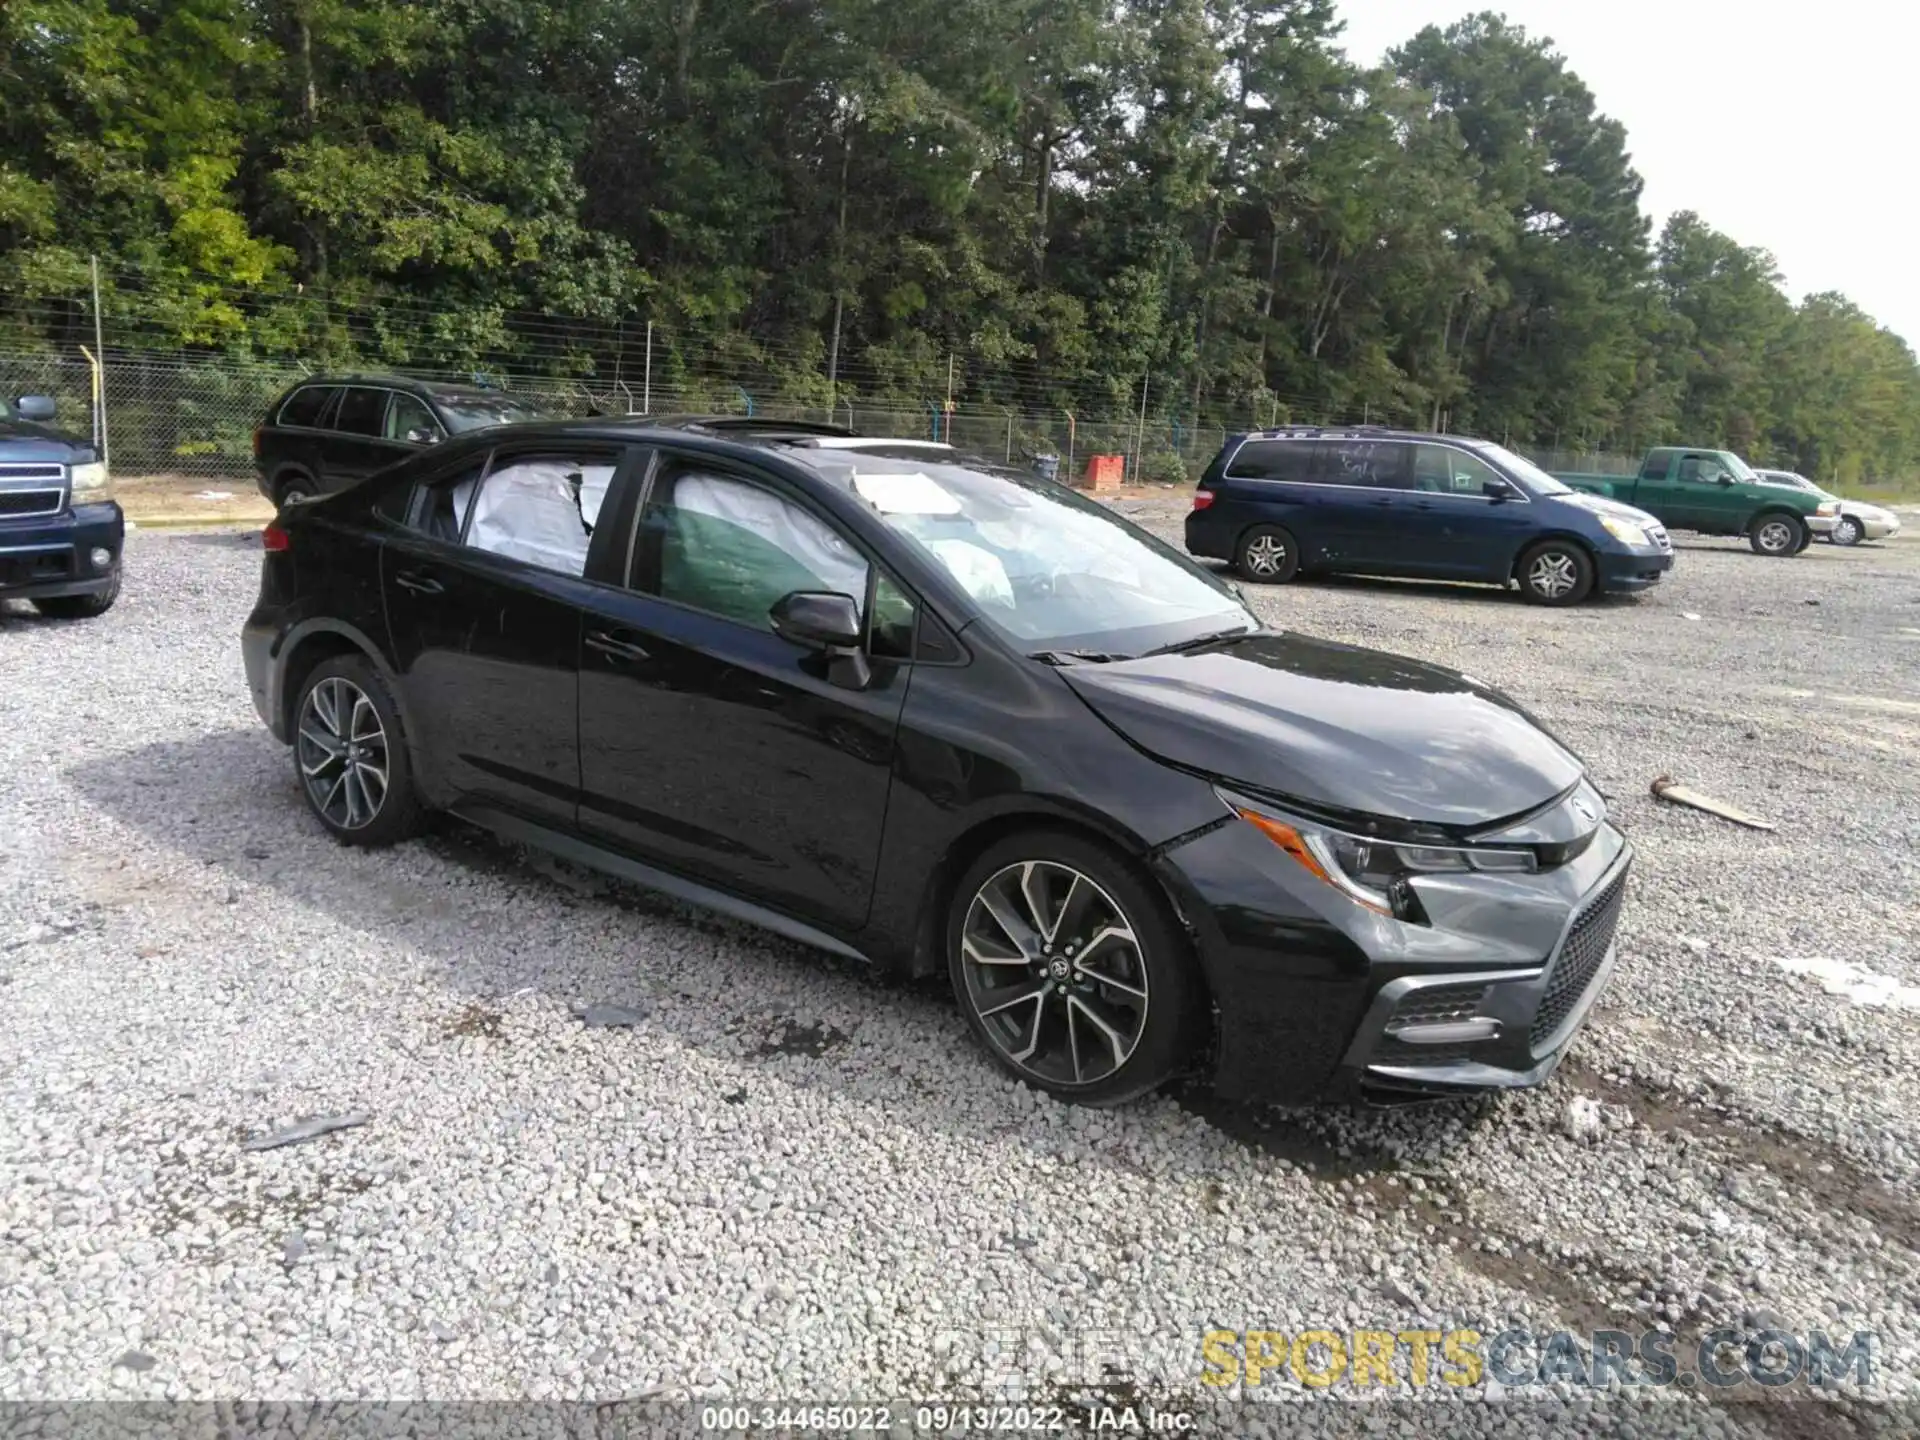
top-left (90, 547), bottom-right (113, 571)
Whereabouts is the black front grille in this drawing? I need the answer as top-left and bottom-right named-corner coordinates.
top-left (1373, 1039), bottom-right (1478, 1066)
top-left (1531, 864), bottom-right (1629, 1047)
top-left (0, 489), bottom-right (63, 517)
top-left (0, 464), bottom-right (63, 481)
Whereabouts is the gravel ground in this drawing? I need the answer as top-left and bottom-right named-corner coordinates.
top-left (2, 517), bottom-right (1917, 1435)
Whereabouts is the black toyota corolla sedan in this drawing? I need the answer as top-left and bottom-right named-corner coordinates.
top-left (241, 419), bottom-right (1631, 1106)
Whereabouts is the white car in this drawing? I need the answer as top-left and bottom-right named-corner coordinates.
top-left (1755, 469), bottom-right (1901, 546)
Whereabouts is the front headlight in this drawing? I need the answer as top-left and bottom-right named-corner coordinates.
top-left (1598, 514), bottom-right (1651, 547)
top-left (1225, 793), bottom-right (1536, 921)
top-left (68, 461), bottom-right (111, 497)
top-left (1815, 502), bottom-right (1838, 517)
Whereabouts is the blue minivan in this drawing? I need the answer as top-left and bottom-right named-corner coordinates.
top-left (1184, 428), bottom-right (1674, 605)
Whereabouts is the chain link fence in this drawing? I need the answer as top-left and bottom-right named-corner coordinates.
top-left (0, 346), bottom-right (1639, 487)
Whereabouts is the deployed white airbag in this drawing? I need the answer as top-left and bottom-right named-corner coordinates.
top-left (676, 474), bottom-right (869, 598)
top-left (466, 460), bottom-right (613, 575)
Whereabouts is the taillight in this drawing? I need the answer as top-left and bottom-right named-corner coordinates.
top-left (1192, 488), bottom-right (1215, 511)
top-left (261, 522), bottom-right (291, 552)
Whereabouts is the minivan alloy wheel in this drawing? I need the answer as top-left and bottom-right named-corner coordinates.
top-left (1242, 533), bottom-right (1288, 577)
top-left (297, 676), bottom-right (389, 830)
top-left (1527, 551), bottom-right (1580, 599)
top-left (959, 861), bottom-right (1150, 1087)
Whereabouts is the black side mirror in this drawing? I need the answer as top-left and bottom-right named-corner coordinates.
top-left (1482, 477), bottom-right (1516, 501)
top-left (770, 590), bottom-right (870, 688)
top-left (1717, 473), bottom-right (1734, 486)
top-left (15, 395), bottom-right (56, 422)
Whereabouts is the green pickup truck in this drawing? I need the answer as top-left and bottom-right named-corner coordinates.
top-left (1554, 447), bottom-right (1837, 556)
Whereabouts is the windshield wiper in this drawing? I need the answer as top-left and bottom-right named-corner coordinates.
top-left (1030, 648), bottom-right (1132, 666)
top-left (1142, 625), bottom-right (1258, 658)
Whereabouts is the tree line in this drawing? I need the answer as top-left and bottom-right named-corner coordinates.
top-left (2, 1), bottom-right (1915, 487)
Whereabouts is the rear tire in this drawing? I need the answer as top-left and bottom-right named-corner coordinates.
top-left (32, 571), bottom-right (120, 620)
top-left (1749, 513), bottom-right (1803, 556)
top-left (1234, 524), bottom-right (1300, 584)
top-left (292, 655), bottom-right (423, 847)
top-left (1517, 540), bottom-right (1595, 606)
top-left (1832, 515), bottom-right (1864, 547)
top-left (947, 830), bottom-right (1200, 1106)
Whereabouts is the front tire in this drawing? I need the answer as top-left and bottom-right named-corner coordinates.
top-left (1832, 515), bottom-right (1864, 547)
top-left (1749, 513), bottom-right (1804, 556)
top-left (1234, 524), bottom-right (1300, 584)
top-left (947, 831), bottom-right (1199, 1106)
top-left (32, 572), bottom-right (120, 620)
top-left (292, 656), bottom-right (422, 847)
top-left (1517, 540), bottom-right (1595, 606)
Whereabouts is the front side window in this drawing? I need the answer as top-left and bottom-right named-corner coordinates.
top-left (387, 392), bottom-right (442, 443)
top-left (1413, 444), bottom-right (1502, 495)
top-left (278, 386), bottom-right (339, 428)
top-left (812, 454), bottom-right (1252, 656)
top-left (334, 387), bottom-right (388, 437)
top-left (1678, 452), bottom-right (1730, 485)
top-left (461, 450), bottom-right (618, 576)
top-left (646, 470), bottom-right (870, 632)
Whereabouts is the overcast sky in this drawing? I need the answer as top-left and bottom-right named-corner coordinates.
top-left (1335, 1), bottom-right (1920, 349)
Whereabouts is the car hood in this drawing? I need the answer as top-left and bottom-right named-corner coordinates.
top-left (0, 417), bottom-right (90, 459)
top-left (1844, 500), bottom-right (1893, 523)
top-left (1059, 631), bottom-right (1585, 829)
top-left (1555, 491), bottom-right (1661, 528)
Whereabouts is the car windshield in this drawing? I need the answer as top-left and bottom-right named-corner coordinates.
top-left (1473, 441), bottom-right (1573, 496)
top-left (434, 393), bottom-right (550, 432)
top-left (816, 455), bottom-right (1255, 656)
top-left (1722, 453), bottom-right (1759, 481)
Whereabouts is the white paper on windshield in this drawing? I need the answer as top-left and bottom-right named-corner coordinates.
top-left (852, 470), bottom-right (962, 515)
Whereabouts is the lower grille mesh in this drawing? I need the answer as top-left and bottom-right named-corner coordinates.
top-left (1531, 864), bottom-right (1628, 1046)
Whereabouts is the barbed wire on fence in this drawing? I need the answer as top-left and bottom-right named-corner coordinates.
top-left (0, 257), bottom-right (1643, 483)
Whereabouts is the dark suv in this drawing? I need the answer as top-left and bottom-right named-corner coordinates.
top-left (253, 376), bottom-right (549, 506)
top-left (0, 393), bottom-right (123, 619)
top-left (1185, 427), bottom-right (1675, 605)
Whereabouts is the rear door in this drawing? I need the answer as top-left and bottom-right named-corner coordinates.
top-left (324, 386), bottom-right (401, 489)
top-left (1405, 442), bottom-right (1537, 579)
top-left (380, 441), bottom-right (635, 826)
top-left (1307, 437), bottom-right (1413, 571)
top-left (573, 450), bottom-right (911, 932)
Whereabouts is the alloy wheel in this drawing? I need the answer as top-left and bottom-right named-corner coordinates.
top-left (1834, 517), bottom-right (1862, 546)
top-left (1528, 550), bottom-right (1579, 599)
top-left (1757, 519), bottom-right (1794, 553)
top-left (297, 676), bottom-right (389, 830)
top-left (959, 861), bottom-right (1150, 1088)
top-left (1244, 534), bottom-right (1287, 577)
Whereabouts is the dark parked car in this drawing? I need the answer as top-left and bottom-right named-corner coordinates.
top-left (243, 421), bottom-right (1632, 1104)
top-left (252, 375), bottom-right (550, 506)
top-left (1186, 427), bottom-right (1674, 605)
top-left (0, 393), bottom-right (123, 618)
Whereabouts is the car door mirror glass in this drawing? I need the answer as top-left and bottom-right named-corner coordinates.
top-left (15, 394), bottom-right (56, 422)
top-left (770, 590), bottom-right (863, 649)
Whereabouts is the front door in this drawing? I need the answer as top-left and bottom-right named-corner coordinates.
top-left (1406, 442), bottom-right (1538, 579)
top-left (575, 455), bottom-right (910, 933)
top-left (381, 441), bottom-right (633, 826)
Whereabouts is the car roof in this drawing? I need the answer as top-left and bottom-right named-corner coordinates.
top-left (1230, 426), bottom-right (1476, 445)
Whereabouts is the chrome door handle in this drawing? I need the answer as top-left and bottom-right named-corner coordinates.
top-left (586, 630), bottom-right (651, 662)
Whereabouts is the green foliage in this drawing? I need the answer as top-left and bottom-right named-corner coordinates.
top-left (0, 0), bottom-right (1913, 486)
